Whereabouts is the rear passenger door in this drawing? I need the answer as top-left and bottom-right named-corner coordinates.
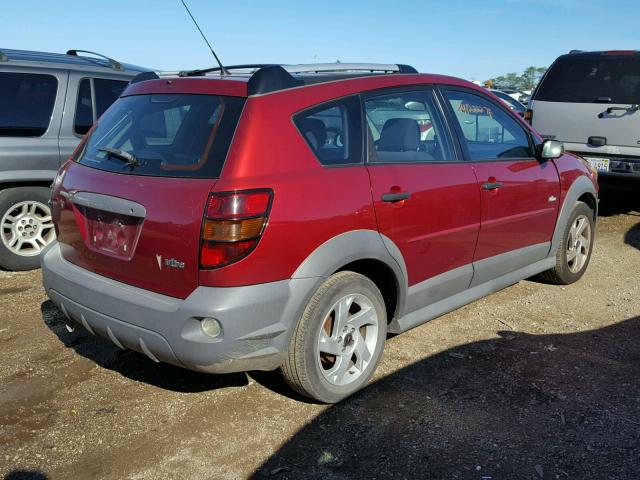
top-left (59, 74), bottom-right (129, 164)
top-left (441, 88), bottom-right (560, 285)
top-left (364, 88), bottom-right (480, 307)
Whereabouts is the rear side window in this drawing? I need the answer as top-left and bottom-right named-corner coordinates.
top-left (535, 56), bottom-right (640, 104)
top-left (0, 72), bottom-right (57, 137)
top-left (74, 78), bottom-right (128, 135)
top-left (365, 89), bottom-right (454, 163)
top-left (78, 94), bottom-right (245, 178)
top-left (294, 96), bottom-right (362, 166)
top-left (444, 89), bottom-right (532, 160)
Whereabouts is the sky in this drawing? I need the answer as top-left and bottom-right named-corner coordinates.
top-left (2, 0), bottom-right (639, 81)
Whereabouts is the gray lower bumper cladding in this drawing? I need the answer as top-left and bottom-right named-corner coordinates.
top-left (41, 242), bottom-right (316, 374)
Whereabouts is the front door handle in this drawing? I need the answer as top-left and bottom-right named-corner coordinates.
top-left (481, 182), bottom-right (503, 190)
top-left (381, 192), bottom-right (411, 202)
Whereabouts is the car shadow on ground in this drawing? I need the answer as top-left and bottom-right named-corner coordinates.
top-left (252, 316), bottom-right (640, 480)
top-left (597, 182), bottom-right (640, 217)
top-left (40, 300), bottom-right (249, 393)
top-left (3, 471), bottom-right (48, 480)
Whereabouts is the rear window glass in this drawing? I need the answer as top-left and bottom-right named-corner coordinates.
top-left (78, 94), bottom-right (245, 178)
top-left (0, 72), bottom-right (57, 137)
top-left (294, 96), bottom-right (362, 166)
top-left (535, 56), bottom-right (640, 104)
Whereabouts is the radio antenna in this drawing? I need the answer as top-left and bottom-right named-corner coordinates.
top-left (180, 0), bottom-right (230, 75)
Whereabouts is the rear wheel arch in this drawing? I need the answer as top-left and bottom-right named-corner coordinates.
top-left (291, 229), bottom-right (408, 323)
top-left (336, 259), bottom-right (399, 324)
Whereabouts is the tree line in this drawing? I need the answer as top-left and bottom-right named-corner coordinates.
top-left (486, 66), bottom-right (547, 91)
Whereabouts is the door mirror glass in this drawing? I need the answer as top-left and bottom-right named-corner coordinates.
top-left (540, 139), bottom-right (564, 159)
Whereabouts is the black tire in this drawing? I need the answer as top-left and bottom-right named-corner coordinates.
top-left (281, 271), bottom-right (387, 403)
top-left (0, 186), bottom-right (54, 271)
top-left (540, 201), bottom-right (594, 285)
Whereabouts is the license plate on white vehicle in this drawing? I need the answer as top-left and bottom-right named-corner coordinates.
top-left (584, 157), bottom-right (610, 173)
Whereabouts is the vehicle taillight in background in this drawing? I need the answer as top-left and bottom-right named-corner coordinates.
top-left (524, 109), bottom-right (533, 125)
top-left (200, 189), bottom-right (273, 268)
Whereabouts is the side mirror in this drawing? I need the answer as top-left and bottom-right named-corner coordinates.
top-left (539, 139), bottom-right (564, 160)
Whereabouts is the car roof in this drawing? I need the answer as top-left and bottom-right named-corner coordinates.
top-left (0, 48), bottom-right (148, 75)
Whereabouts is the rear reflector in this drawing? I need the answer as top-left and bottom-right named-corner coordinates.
top-left (524, 109), bottom-right (533, 125)
top-left (200, 189), bottom-right (273, 268)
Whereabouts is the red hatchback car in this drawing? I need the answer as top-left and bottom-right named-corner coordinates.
top-left (42, 63), bottom-right (598, 402)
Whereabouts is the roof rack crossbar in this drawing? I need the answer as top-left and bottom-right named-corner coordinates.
top-left (283, 63), bottom-right (411, 74)
top-left (66, 49), bottom-right (123, 71)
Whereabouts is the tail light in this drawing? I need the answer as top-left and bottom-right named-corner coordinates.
top-left (524, 109), bottom-right (533, 125)
top-left (200, 189), bottom-right (273, 268)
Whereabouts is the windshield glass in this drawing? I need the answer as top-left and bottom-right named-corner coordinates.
top-left (78, 94), bottom-right (245, 178)
top-left (535, 56), bottom-right (640, 104)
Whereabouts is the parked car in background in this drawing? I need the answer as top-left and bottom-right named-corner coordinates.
top-left (488, 88), bottom-right (527, 116)
top-left (528, 50), bottom-right (640, 181)
top-left (0, 48), bottom-right (147, 270)
top-left (42, 62), bottom-right (598, 403)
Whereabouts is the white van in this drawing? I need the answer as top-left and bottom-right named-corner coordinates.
top-left (528, 50), bottom-right (640, 180)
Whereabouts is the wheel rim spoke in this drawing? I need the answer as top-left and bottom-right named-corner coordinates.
top-left (333, 295), bottom-right (354, 335)
top-left (348, 306), bottom-right (377, 329)
top-left (353, 331), bottom-right (372, 371)
top-left (318, 329), bottom-right (343, 356)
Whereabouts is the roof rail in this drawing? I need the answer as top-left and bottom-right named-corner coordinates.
top-left (66, 49), bottom-right (123, 70)
top-left (569, 49), bottom-right (584, 54)
top-left (129, 62), bottom-right (420, 94)
top-left (283, 63), bottom-right (417, 74)
top-left (0, 50), bottom-right (7, 62)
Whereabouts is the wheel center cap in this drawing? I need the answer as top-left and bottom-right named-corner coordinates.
top-left (343, 332), bottom-right (354, 347)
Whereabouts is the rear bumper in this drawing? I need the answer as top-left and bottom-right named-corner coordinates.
top-left (41, 242), bottom-right (318, 374)
top-left (567, 147), bottom-right (640, 179)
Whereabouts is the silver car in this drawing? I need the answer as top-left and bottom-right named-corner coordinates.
top-left (528, 50), bottom-right (640, 180)
top-left (0, 49), bottom-right (147, 270)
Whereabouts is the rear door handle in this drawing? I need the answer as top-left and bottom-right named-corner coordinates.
top-left (481, 182), bottom-right (503, 190)
top-left (381, 192), bottom-right (411, 202)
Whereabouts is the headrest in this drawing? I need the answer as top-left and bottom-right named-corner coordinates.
top-left (378, 118), bottom-right (420, 152)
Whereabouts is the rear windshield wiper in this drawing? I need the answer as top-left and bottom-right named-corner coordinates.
top-left (99, 147), bottom-right (140, 167)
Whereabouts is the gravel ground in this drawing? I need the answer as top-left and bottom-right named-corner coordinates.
top-left (1, 185), bottom-right (639, 480)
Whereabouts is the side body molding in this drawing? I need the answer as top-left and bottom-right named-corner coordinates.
top-left (548, 175), bottom-right (598, 258)
top-left (292, 229), bottom-right (409, 317)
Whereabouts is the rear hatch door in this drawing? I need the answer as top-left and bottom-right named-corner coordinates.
top-left (532, 53), bottom-right (640, 151)
top-left (53, 90), bottom-right (245, 298)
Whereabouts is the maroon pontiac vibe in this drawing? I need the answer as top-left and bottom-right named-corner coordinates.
top-left (42, 63), bottom-right (598, 402)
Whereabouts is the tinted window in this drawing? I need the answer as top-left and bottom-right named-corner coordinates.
top-left (74, 79), bottom-right (93, 135)
top-left (94, 79), bottom-right (128, 117)
top-left (78, 94), bottom-right (245, 178)
top-left (294, 96), bottom-right (362, 166)
top-left (365, 90), bottom-right (453, 163)
top-left (0, 73), bottom-right (57, 137)
top-left (536, 56), bottom-right (640, 104)
top-left (445, 89), bottom-right (532, 160)
top-left (74, 78), bottom-right (128, 136)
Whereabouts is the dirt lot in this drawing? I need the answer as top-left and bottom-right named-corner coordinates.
top-left (1, 185), bottom-right (639, 480)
